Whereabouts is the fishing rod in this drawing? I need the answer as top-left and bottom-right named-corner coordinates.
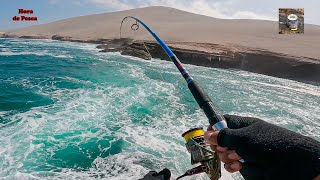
top-left (121, 16), bottom-right (228, 130)
top-left (120, 16), bottom-right (228, 180)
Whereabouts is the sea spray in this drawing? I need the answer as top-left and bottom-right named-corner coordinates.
top-left (0, 38), bottom-right (319, 179)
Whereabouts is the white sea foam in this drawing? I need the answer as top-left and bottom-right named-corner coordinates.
top-left (252, 81), bottom-right (320, 97)
top-left (0, 49), bottom-right (73, 58)
top-left (0, 47), bottom-right (10, 52)
top-left (1, 39), bottom-right (319, 180)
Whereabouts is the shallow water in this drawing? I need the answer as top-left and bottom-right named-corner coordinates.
top-left (0, 38), bottom-right (319, 179)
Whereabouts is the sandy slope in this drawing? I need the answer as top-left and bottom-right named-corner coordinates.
top-left (4, 6), bottom-right (320, 59)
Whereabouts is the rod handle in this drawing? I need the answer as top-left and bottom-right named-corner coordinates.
top-left (187, 80), bottom-right (227, 130)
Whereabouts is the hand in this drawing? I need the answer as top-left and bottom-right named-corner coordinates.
top-left (205, 125), bottom-right (243, 173)
top-left (204, 115), bottom-right (320, 180)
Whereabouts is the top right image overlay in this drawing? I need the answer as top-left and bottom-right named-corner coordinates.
top-left (279, 8), bottom-right (304, 34)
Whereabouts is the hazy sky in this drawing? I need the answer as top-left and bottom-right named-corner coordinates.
top-left (1, 0), bottom-right (319, 30)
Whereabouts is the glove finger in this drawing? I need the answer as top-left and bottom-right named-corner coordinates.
top-left (153, 168), bottom-right (171, 180)
top-left (240, 163), bottom-right (265, 180)
top-left (224, 115), bottom-right (260, 129)
top-left (217, 128), bottom-right (241, 149)
top-left (139, 171), bottom-right (157, 180)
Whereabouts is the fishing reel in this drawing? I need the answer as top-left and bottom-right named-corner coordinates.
top-left (178, 128), bottom-right (221, 180)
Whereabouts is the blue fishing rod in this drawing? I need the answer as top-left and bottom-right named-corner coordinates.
top-left (120, 16), bottom-right (229, 180)
top-left (121, 16), bottom-right (228, 131)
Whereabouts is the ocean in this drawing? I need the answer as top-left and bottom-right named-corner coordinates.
top-left (0, 38), bottom-right (319, 179)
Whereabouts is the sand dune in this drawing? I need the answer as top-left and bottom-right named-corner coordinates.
top-left (4, 6), bottom-right (320, 59)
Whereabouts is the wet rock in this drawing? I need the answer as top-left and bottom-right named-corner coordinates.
top-left (107, 38), bottom-right (134, 47)
top-left (0, 34), bottom-right (19, 38)
top-left (52, 35), bottom-right (72, 41)
top-left (99, 48), bottom-right (118, 53)
top-left (104, 40), bottom-right (320, 83)
top-left (96, 39), bottom-right (152, 60)
top-left (19, 35), bottom-right (49, 39)
top-left (96, 44), bottom-right (109, 49)
top-left (121, 43), bottom-right (152, 60)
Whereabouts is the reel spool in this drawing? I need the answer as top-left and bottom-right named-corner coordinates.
top-left (287, 14), bottom-right (299, 31)
top-left (178, 128), bottom-right (221, 180)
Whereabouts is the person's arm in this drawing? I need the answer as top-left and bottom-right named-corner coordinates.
top-left (204, 115), bottom-right (320, 180)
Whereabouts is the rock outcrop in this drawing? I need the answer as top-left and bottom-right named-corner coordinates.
top-left (52, 34), bottom-right (73, 41)
top-left (96, 39), bottom-right (151, 60)
top-left (0, 33), bottom-right (48, 39)
top-left (97, 40), bottom-right (320, 84)
top-left (0, 34), bottom-right (19, 38)
top-left (19, 35), bottom-right (49, 39)
top-left (121, 43), bottom-right (152, 60)
top-left (51, 34), bottom-right (110, 44)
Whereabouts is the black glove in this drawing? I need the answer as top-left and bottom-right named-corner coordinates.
top-left (139, 168), bottom-right (171, 180)
top-left (218, 115), bottom-right (320, 180)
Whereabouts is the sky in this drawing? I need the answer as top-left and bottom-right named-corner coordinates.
top-left (0, 0), bottom-right (319, 30)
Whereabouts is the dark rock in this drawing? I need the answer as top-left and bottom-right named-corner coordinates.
top-left (144, 43), bottom-right (169, 60)
top-left (95, 39), bottom-right (320, 83)
top-left (99, 48), bottom-right (119, 53)
top-left (121, 43), bottom-right (152, 60)
top-left (88, 38), bottom-right (110, 44)
top-left (1, 34), bottom-right (48, 39)
top-left (52, 35), bottom-right (72, 41)
top-left (108, 38), bottom-right (134, 45)
top-left (96, 44), bottom-right (109, 49)
top-left (52, 35), bottom-right (109, 44)
top-left (238, 51), bottom-right (320, 83)
top-left (96, 38), bottom-right (135, 54)
top-left (19, 35), bottom-right (49, 39)
top-left (116, 41), bottom-right (320, 83)
top-left (96, 38), bottom-right (153, 60)
top-left (1, 34), bottom-right (19, 38)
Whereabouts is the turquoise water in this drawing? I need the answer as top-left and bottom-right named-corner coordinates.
top-left (0, 38), bottom-right (319, 179)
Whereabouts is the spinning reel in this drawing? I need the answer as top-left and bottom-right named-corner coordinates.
top-left (178, 128), bottom-right (221, 180)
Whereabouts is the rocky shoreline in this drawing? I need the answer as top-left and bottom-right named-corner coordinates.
top-left (1, 34), bottom-right (319, 84)
top-left (95, 38), bottom-right (320, 84)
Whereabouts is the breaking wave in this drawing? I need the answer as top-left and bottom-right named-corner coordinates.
top-left (0, 38), bottom-right (319, 180)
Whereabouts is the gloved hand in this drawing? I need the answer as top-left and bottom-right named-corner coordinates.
top-left (139, 168), bottom-right (171, 180)
top-left (204, 115), bottom-right (320, 180)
